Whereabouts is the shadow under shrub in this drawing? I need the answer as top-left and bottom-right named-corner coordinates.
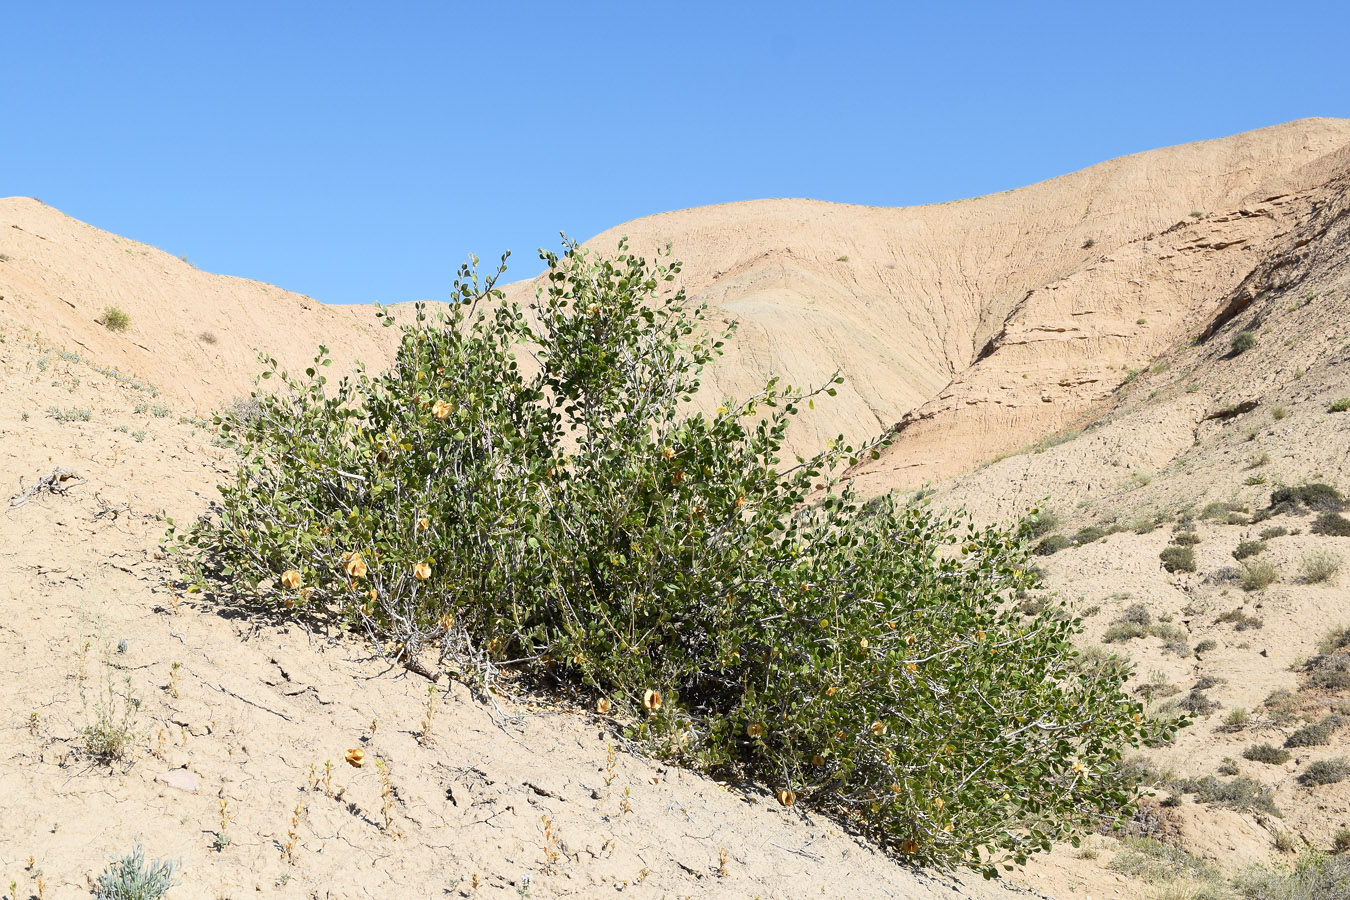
top-left (170, 243), bottom-right (1165, 875)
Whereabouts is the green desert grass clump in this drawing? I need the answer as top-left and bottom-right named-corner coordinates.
top-left (1234, 854), bottom-right (1350, 900)
top-left (1302, 549), bottom-right (1343, 584)
top-left (1233, 540), bottom-right (1266, 561)
top-left (1329, 398), bottom-right (1350, 413)
top-left (171, 244), bottom-right (1167, 874)
top-left (1239, 559), bottom-right (1279, 591)
top-left (102, 305), bottom-right (132, 332)
top-left (1231, 330), bottom-right (1257, 356)
top-left (1107, 835), bottom-right (1221, 884)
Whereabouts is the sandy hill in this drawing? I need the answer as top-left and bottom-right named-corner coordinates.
top-left (6, 119), bottom-right (1350, 899)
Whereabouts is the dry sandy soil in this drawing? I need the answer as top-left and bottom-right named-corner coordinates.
top-left (3, 117), bottom-right (1350, 898)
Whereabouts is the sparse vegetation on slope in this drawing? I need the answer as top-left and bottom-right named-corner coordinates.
top-left (173, 244), bottom-right (1166, 874)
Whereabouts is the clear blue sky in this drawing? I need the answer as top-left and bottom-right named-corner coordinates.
top-left (5, 2), bottom-right (1348, 304)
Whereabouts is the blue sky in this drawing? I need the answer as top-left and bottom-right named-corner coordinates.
top-left (5, 2), bottom-right (1348, 304)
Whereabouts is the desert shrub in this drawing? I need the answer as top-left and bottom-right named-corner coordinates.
top-left (1074, 525), bottom-right (1108, 545)
top-left (1151, 622), bottom-right (1188, 643)
top-left (1335, 829), bottom-right (1350, 853)
top-left (1330, 398), bottom-right (1350, 413)
top-left (1300, 758), bottom-right (1350, 786)
top-left (1103, 621), bottom-right (1147, 643)
top-left (1201, 501), bottom-right (1245, 521)
top-left (1022, 508), bottom-right (1062, 538)
top-left (1261, 525), bottom-right (1291, 540)
top-left (1275, 830), bottom-right (1301, 853)
top-left (1264, 689), bottom-right (1307, 725)
top-left (1233, 540), bottom-right (1267, 560)
top-left (1304, 654), bottom-right (1350, 691)
top-left (1194, 639), bottom-right (1217, 655)
top-left (1270, 483), bottom-right (1345, 514)
top-left (1244, 743), bottom-right (1290, 764)
top-left (1034, 533), bottom-right (1072, 556)
top-left (1216, 608), bottom-right (1263, 630)
top-left (171, 244), bottom-right (1164, 874)
top-left (1160, 545), bottom-right (1197, 573)
top-left (1240, 559), bottom-right (1279, 591)
top-left (1217, 757), bottom-right (1240, 776)
top-left (1318, 627), bottom-right (1350, 655)
top-left (1234, 853), bottom-right (1350, 900)
top-left (1302, 549), bottom-right (1343, 584)
top-left (1312, 512), bottom-right (1350, 536)
top-left (1286, 722), bottom-right (1335, 748)
top-left (198, 331), bottom-right (218, 344)
top-left (94, 840), bottom-right (179, 900)
top-left (1175, 774), bottom-right (1280, 815)
top-left (103, 305), bottom-right (132, 332)
top-left (1107, 835), bottom-right (1220, 884)
top-left (1173, 531), bottom-right (1202, 546)
top-left (1121, 603), bottom-right (1152, 626)
top-left (1231, 331), bottom-right (1257, 355)
top-left (1099, 795), bottom-right (1183, 844)
top-left (1178, 688), bottom-right (1220, 716)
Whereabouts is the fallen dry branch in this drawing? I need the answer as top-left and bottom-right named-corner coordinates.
top-left (7, 466), bottom-right (83, 510)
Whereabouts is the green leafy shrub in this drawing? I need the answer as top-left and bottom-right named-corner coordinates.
top-left (1329, 398), bottom-right (1350, 413)
top-left (171, 244), bottom-right (1164, 874)
top-left (1231, 330), bottom-right (1257, 355)
top-left (1261, 525), bottom-right (1290, 540)
top-left (1173, 531), bottom-right (1202, 546)
top-left (1302, 549), bottom-right (1343, 584)
top-left (1240, 559), bottom-right (1279, 591)
top-left (1243, 743), bottom-right (1290, 765)
top-left (1300, 758), bottom-right (1350, 786)
top-left (94, 840), bottom-right (179, 899)
top-left (1233, 540), bottom-right (1267, 560)
top-left (102, 306), bottom-right (132, 332)
top-left (1313, 512), bottom-right (1350, 536)
top-left (1160, 545), bottom-right (1196, 573)
top-left (1033, 533), bottom-right (1072, 556)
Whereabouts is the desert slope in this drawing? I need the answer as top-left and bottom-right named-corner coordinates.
top-left (0, 197), bottom-right (395, 409)
top-left (499, 118), bottom-right (1350, 458)
top-left (6, 119), bottom-right (1350, 474)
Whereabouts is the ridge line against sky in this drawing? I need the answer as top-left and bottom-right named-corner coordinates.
top-left (4, 1), bottom-right (1349, 305)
